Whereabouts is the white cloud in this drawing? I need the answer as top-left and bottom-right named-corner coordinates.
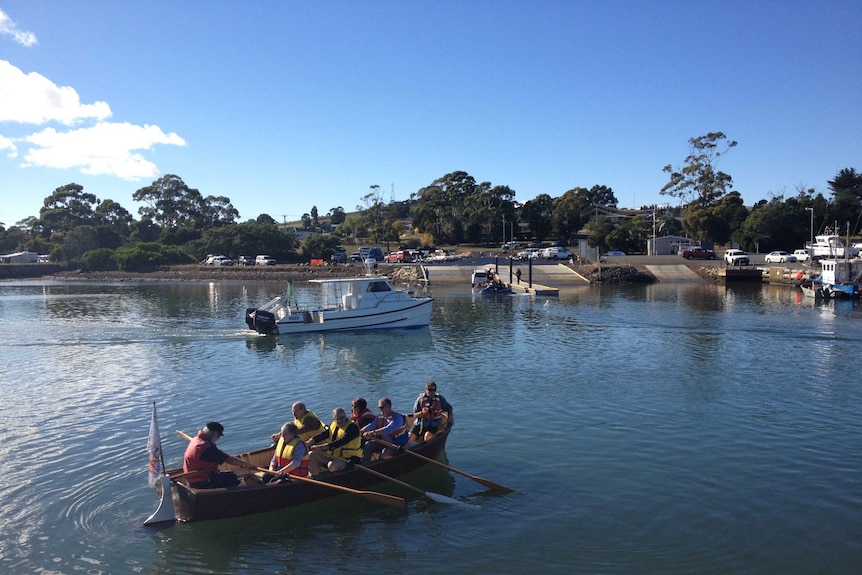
top-left (23, 122), bottom-right (186, 179)
top-left (0, 134), bottom-right (17, 157)
top-left (0, 60), bottom-right (111, 125)
top-left (0, 9), bottom-right (37, 46)
top-left (0, 60), bottom-right (186, 179)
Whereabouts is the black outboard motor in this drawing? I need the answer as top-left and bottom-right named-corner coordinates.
top-left (245, 308), bottom-right (258, 331)
top-left (252, 310), bottom-right (277, 334)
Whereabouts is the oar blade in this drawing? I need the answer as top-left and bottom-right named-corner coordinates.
top-left (424, 491), bottom-right (479, 508)
top-left (472, 477), bottom-right (516, 494)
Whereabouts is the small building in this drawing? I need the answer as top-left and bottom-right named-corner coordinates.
top-left (0, 251), bottom-right (38, 263)
top-left (648, 236), bottom-right (694, 256)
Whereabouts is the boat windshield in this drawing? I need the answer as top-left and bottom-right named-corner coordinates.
top-left (367, 281), bottom-right (392, 293)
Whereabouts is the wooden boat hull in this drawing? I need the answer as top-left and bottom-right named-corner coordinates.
top-left (169, 428), bottom-right (449, 522)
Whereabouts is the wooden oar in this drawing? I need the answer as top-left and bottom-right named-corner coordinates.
top-left (176, 430), bottom-right (405, 509)
top-left (253, 466), bottom-right (406, 509)
top-left (327, 453), bottom-right (474, 507)
top-left (372, 438), bottom-right (515, 494)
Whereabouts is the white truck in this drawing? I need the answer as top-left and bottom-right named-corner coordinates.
top-left (792, 249), bottom-right (810, 263)
top-left (724, 249), bottom-right (750, 265)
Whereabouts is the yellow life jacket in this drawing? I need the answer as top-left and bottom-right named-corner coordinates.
top-left (294, 410), bottom-right (323, 441)
top-left (328, 419), bottom-right (362, 459)
top-left (274, 437), bottom-right (309, 476)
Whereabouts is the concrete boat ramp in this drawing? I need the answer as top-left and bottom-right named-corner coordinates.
top-left (644, 264), bottom-right (704, 282)
top-left (423, 262), bottom-right (707, 294)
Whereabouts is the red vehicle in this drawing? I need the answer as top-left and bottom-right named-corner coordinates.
top-left (680, 247), bottom-right (716, 260)
top-left (384, 250), bottom-right (413, 263)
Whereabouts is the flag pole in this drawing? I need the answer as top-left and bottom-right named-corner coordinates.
top-left (143, 401), bottom-right (176, 526)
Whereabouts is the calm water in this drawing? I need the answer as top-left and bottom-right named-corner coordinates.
top-left (1, 278), bottom-right (860, 574)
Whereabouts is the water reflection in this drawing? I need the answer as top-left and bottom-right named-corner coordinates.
top-left (245, 329), bottom-right (433, 379)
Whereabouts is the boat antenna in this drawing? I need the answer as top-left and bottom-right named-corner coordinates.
top-left (286, 278), bottom-right (298, 309)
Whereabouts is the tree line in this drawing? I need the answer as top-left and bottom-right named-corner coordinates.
top-left (1, 132), bottom-right (860, 270)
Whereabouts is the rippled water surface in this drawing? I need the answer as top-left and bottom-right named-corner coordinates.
top-left (1, 279), bottom-right (860, 574)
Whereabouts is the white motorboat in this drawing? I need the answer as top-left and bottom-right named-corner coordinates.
top-left (805, 233), bottom-right (860, 260)
top-left (245, 276), bottom-right (433, 334)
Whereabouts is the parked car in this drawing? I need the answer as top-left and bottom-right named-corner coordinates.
top-left (363, 247), bottom-right (385, 263)
top-left (764, 251), bottom-right (796, 264)
top-left (515, 248), bottom-right (541, 260)
top-left (724, 249), bottom-right (750, 265)
top-left (255, 255), bottom-right (276, 265)
top-left (236, 255), bottom-right (255, 266)
top-left (680, 247), bottom-right (716, 260)
top-left (502, 242), bottom-right (522, 250)
top-left (384, 250), bottom-right (412, 263)
top-left (606, 250), bottom-right (626, 256)
top-left (542, 247), bottom-right (573, 260)
top-left (205, 255), bottom-right (233, 266)
top-left (792, 249), bottom-right (810, 263)
top-left (350, 252), bottom-right (363, 262)
top-left (330, 252), bottom-right (347, 264)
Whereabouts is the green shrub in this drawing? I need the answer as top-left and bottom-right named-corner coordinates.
top-left (114, 243), bottom-right (195, 271)
top-left (81, 248), bottom-right (118, 271)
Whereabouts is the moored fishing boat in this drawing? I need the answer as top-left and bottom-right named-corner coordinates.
top-left (245, 276), bottom-right (433, 334)
top-left (167, 426), bottom-right (451, 522)
top-left (799, 258), bottom-right (862, 299)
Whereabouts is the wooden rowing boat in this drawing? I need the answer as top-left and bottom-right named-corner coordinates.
top-left (166, 426), bottom-right (450, 522)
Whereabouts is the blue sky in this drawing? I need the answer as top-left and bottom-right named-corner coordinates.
top-left (1, 1), bottom-right (860, 227)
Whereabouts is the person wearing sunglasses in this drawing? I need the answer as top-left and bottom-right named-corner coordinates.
top-left (360, 397), bottom-right (409, 463)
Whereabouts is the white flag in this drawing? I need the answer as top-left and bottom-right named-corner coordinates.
top-left (147, 402), bottom-right (163, 488)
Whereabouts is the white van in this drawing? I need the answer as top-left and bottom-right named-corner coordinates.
top-left (541, 247), bottom-right (573, 260)
top-left (255, 255), bottom-right (276, 265)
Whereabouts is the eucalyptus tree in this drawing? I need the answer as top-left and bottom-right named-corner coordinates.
top-left (194, 195), bottom-right (239, 229)
top-left (301, 233), bottom-right (342, 259)
top-left (521, 194), bottom-right (554, 241)
top-left (551, 188), bottom-right (590, 241)
top-left (133, 174), bottom-right (198, 228)
top-left (414, 171), bottom-right (477, 244)
top-left (357, 186), bottom-right (387, 242)
top-left (733, 195), bottom-right (808, 252)
top-left (661, 132), bottom-right (737, 241)
top-left (327, 206), bottom-right (346, 225)
top-left (133, 174), bottom-right (236, 230)
top-left (827, 167), bottom-right (862, 229)
top-left (586, 214), bottom-right (615, 253)
top-left (197, 221), bottom-right (295, 261)
top-left (606, 215), bottom-right (651, 254)
top-left (39, 183), bottom-right (99, 235)
top-left (465, 182), bottom-right (516, 244)
top-left (94, 199), bottom-right (134, 240)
